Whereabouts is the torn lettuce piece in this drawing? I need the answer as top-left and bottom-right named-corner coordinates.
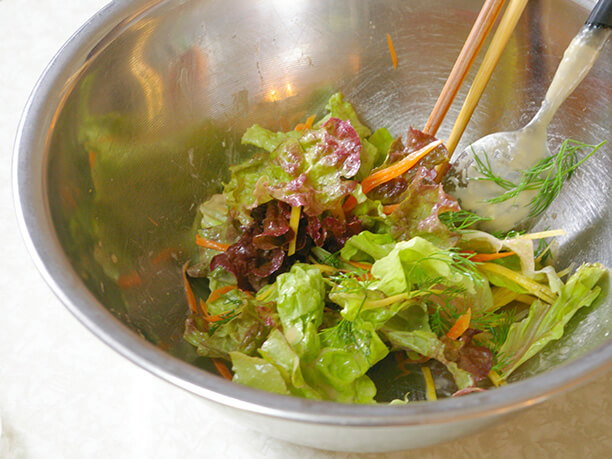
top-left (183, 291), bottom-right (276, 360)
top-left (389, 167), bottom-right (460, 246)
top-left (368, 127), bottom-right (394, 164)
top-left (340, 231), bottom-right (396, 263)
top-left (315, 92), bottom-right (371, 138)
top-left (230, 351), bottom-right (289, 395)
top-left (259, 329), bottom-right (322, 399)
top-left (497, 263), bottom-right (606, 378)
top-left (241, 124), bottom-right (299, 152)
top-left (381, 305), bottom-right (474, 389)
top-left (188, 194), bottom-right (239, 277)
top-left (313, 92), bottom-right (387, 180)
top-left (247, 118), bottom-right (361, 217)
top-left (315, 319), bottom-right (388, 403)
top-left (371, 237), bottom-right (485, 298)
top-left (275, 263), bottom-right (326, 361)
top-left (224, 153), bottom-right (271, 226)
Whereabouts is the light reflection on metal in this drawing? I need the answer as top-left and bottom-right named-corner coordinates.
top-left (265, 82), bottom-right (296, 102)
top-left (129, 19), bottom-right (164, 122)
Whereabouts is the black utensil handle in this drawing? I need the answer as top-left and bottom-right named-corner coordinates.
top-left (586, 0), bottom-right (612, 28)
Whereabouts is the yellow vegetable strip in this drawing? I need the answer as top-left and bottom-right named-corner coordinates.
top-left (478, 263), bottom-right (556, 304)
top-left (363, 293), bottom-right (411, 309)
top-left (287, 206), bottom-right (301, 256)
top-left (488, 369), bottom-right (506, 387)
top-left (422, 367), bottom-right (438, 401)
top-left (518, 229), bottom-right (567, 240)
top-left (489, 287), bottom-right (519, 312)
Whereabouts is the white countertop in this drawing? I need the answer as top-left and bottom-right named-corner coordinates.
top-left (1, 1), bottom-right (611, 457)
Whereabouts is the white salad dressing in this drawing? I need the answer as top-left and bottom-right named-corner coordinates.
top-left (451, 25), bottom-right (611, 232)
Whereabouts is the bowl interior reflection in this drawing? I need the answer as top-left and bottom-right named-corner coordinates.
top-left (46, 0), bottom-right (610, 388)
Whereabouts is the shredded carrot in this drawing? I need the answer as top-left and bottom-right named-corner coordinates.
top-left (386, 33), bottom-right (398, 70)
top-left (446, 307), bottom-right (471, 340)
top-left (88, 151), bottom-right (96, 171)
top-left (295, 114), bottom-right (316, 131)
top-left (195, 234), bottom-right (230, 251)
top-left (204, 312), bottom-right (233, 322)
top-left (148, 216), bottom-right (159, 226)
top-left (182, 262), bottom-right (198, 313)
top-left (208, 285), bottom-right (238, 303)
top-left (469, 251), bottom-right (515, 262)
top-left (199, 299), bottom-right (209, 316)
top-left (213, 358), bottom-right (233, 380)
top-left (151, 247), bottom-right (177, 265)
top-left (382, 204), bottom-right (400, 215)
top-left (117, 271), bottom-right (142, 289)
top-left (361, 139), bottom-right (444, 193)
top-left (304, 114), bottom-right (316, 129)
top-left (342, 195), bottom-right (358, 213)
top-left (348, 260), bottom-right (372, 271)
top-left (287, 206), bottom-right (301, 256)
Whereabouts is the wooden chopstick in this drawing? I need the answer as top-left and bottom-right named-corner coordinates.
top-left (445, 0), bottom-right (529, 154)
top-left (423, 0), bottom-right (507, 136)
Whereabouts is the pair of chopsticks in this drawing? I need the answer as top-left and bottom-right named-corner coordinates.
top-left (424, 0), bottom-right (529, 155)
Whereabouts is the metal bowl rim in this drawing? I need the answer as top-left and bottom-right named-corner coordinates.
top-left (12, 0), bottom-right (612, 427)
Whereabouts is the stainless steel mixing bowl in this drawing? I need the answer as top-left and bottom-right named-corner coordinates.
top-left (13, 0), bottom-right (611, 452)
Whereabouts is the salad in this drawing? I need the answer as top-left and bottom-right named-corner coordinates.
top-left (183, 93), bottom-right (606, 403)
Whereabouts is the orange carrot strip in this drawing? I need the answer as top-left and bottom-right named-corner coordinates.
top-left (386, 33), bottom-right (398, 69)
top-left (470, 251), bottom-right (515, 262)
top-left (88, 151), bottom-right (96, 171)
top-left (182, 262), bottom-right (198, 313)
top-left (342, 195), bottom-right (358, 213)
top-left (195, 234), bottom-right (230, 251)
top-left (446, 308), bottom-right (472, 340)
top-left (151, 247), bottom-right (177, 265)
top-left (304, 114), bottom-right (316, 129)
top-left (361, 139), bottom-right (444, 193)
top-left (204, 312), bottom-right (235, 323)
top-left (207, 285), bottom-right (238, 303)
top-left (382, 204), bottom-right (400, 215)
top-left (295, 114), bottom-right (316, 132)
top-left (348, 260), bottom-right (372, 271)
top-left (212, 358), bottom-right (233, 380)
top-left (117, 271), bottom-right (142, 289)
top-left (199, 299), bottom-right (209, 316)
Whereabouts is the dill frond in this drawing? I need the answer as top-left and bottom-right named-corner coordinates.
top-left (473, 139), bottom-right (605, 218)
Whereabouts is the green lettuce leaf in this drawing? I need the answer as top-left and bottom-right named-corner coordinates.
top-left (230, 351), bottom-right (289, 395)
top-left (315, 92), bottom-right (371, 138)
top-left (340, 231), bottom-right (396, 263)
top-left (381, 305), bottom-right (474, 389)
top-left (368, 128), bottom-right (394, 162)
top-left (497, 263), bottom-right (606, 378)
top-left (275, 264), bottom-right (326, 361)
top-left (315, 319), bottom-right (388, 403)
top-left (259, 329), bottom-right (322, 399)
top-left (223, 152), bottom-right (271, 226)
top-left (241, 124), bottom-right (298, 152)
top-left (188, 194), bottom-right (239, 277)
top-left (389, 169), bottom-right (460, 246)
top-left (370, 237), bottom-right (484, 299)
top-left (183, 291), bottom-right (276, 360)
